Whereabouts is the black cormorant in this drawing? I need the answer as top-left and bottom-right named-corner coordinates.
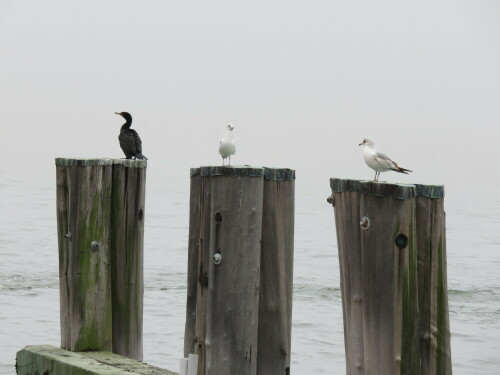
top-left (115, 112), bottom-right (147, 160)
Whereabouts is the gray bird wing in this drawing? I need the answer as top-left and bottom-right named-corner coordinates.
top-left (374, 150), bottom-right (390, 160)
top-left (374, 151), bottom-right (397, 169)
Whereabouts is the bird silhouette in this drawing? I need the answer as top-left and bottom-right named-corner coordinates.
top-left (115, 112), bottom-right (147, 160)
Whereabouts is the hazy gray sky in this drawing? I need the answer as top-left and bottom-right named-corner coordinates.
top-left (1, 1), bottom-right (499, 193)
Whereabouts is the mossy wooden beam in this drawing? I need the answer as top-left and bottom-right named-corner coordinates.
top-left (16, 345), bottom-right (176, 375)
top-left (56, 162), bottom-right (113, 352)
top-left (56, 158), bottom-right (147, 360)
top-left (330, 178), bottom-right (451, 375)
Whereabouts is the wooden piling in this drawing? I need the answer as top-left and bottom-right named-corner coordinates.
top-left (184, 166), bottom-right (295, 375)
top-left (207, 169), bottom-right (264, 375)
top-left (257, 169), bottom-right (295, 375)
top-left (56, 158), bottom-right (146, 360)
top-left (415, 188), bottom-right (452, 375)
top-left (184, 173), bottom-right (202, 359)
top-left (56, 159), bottom-right (114, 352)
top-left (111, 161), bottom-right (147, 361)
top-left (330, 179), bottom-right (451, 375)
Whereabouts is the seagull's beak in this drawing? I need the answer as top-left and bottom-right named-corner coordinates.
top-left (115, 112), bottom-right (120, 115)
top-left (358, 142), bottom-right (364, 146)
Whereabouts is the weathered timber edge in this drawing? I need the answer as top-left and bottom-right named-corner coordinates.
top-left (190, 165), bottom-right (295, 180)
top-left (16, 345), bottom-right (177, 375)
top-left (330, 178), bottom-right (444, 199)
top-left (55, 158), bottom-right (147, 168)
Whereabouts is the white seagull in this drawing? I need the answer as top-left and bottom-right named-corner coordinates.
top-left (219, 123), bottom-right (236, 166)
top-left (359, 138), bottom-right (412, 182)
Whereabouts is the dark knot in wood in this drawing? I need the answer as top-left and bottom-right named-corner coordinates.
top-left (395, 234), bottom-right (408, 249)
top-left (199, 273), bottom-right (209, 288)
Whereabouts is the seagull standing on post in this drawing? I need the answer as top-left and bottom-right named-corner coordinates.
top-left (219, 123), bottom-right (236, 166)
top-left (359, 138), bottom-right (411, 182)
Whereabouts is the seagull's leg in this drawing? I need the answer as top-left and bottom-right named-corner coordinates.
top-left (222, 158), bottom-right (225, 166)
top-left (373, 171), bottom-right (377, 182)
top-left (228, 156), bottom-right (231, 166)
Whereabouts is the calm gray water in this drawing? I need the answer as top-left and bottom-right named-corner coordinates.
top-left (1, 168), bottom-right (499, 375)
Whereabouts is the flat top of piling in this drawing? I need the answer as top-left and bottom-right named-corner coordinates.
top-left (330, 178), bottom-right (444, 199)
top-left (17, 345), bottom-right (176, 375)
top-left (55, 158), bottom-right (147, 168)
top-left (191, 165), bottom-right (295, 181)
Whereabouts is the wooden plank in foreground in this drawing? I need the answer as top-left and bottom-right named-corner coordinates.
top-left (16, 345), bottom-right (177, 375)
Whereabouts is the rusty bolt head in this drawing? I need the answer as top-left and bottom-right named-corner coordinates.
top-left (360, 217), bottom-right (370, 230)
top-left (213, 252), bottom-right (222, 265)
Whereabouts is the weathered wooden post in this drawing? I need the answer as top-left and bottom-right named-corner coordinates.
top-left (258, 168), bottom-right (295, 375)
top-left (56, 158), bottom-right (146, 360)
top-left (56, 159), bottom-right (114, 353)
top-left (110, 160), bottom-right (146, 360)
top-left (184, 166), bottom-right (295, 375)
top-left (329, 178), bottom-right (451, 375)
top-left (414, 186), bottom-right (452, 375)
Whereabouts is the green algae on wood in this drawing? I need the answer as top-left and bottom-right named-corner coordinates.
top-left (16, 345), bottom-right (177, 375)
top-left (330, 179), bottom-right (451, 375)
top-left (330, 178), bottom-right (444, 200)
top-left (56, 164), bottom-right (113, 352)
top-left (56, 158), bottom-right (147, 359)
top-left (415, 197), bottom-right (452, 375)
top-left (400, 213), bottom-right (420, 375)
top-left (190, 165), bottom-right (296, 180)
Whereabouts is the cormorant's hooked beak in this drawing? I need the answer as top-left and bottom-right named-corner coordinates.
top-left (115, 112), bottom-right (121, 116)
